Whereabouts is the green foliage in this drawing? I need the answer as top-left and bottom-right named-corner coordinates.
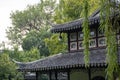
top-left (82, 0), bottom-right (90, 67)
top-left (6, 0), bottom-right (56, 46)
top-left (85, 0), bottom-right (100, 16)
top-left (54, 0), bottom-right (99, 23)
top-left (6, 0), bottom-right (56, 59)
top-left (8, 46), bottom-right (40, 62)
top-left (14, 72), bottom-right (24, 80)
top-left (5, 1), bottom-right (120, 80)
top-left (21, 47), bottom-right (40, 62)
top-left (22, 27), bottom-right (51, 57)
top-left (100, 0), bottom-right (119, 80)
top-left (54, 0), bottom-right (83, 23)
top-left (44, 33), bottom-right (67, 55)
top-left (8, 46), bottom-right (24, 62)
top-left (0, 53), bottom-right (16, 79)
top-left (81, 0), bottom-right (120, 79)
top-left (45, 0), bottom-right (100, 55)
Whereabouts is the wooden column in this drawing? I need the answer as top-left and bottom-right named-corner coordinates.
top-left (88, 68), bottom-right (91, 80)
top-left (49, 71), bottom-right (52, 80)
top-left (68, 33), bottom-right (70, 52)
top-left (67, 70), bottom-right (70, 80)
top-left (55, 71), bottom-right (57, 80)
top-left (36, 72), bottom-right (38, 80)
top-left (23, 72), bottom-right (26, 80)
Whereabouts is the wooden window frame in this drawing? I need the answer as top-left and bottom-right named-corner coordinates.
top-left (78, 41), bottom-right (84, 49)
top-left (89, 39), bottom-right (97, 48)
top-left (70, 42), bottom-right (77, 51)
top-left (68, 27), bottom-right (120, 52)
top-left (98, 37), bottom-right (106, 47)
top-left (70, 32), bottom-right (77, 41)
top-left (69, 28), bottom-right (97, 52)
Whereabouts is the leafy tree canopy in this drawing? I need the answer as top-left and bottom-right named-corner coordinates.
top-left (9, 46), bottom-right (40, 62)
top-left (82, 0), bottom-right (120, 80)
top-left (45, 33), bottom-right (67, 55)
top-left (6, 0), bottom-right (56, 46)
top-left (0, 53), bottom-right (16, 79)
top-left (22, 26), bottom-right (51, 56)
top-left (54, 0), bottom-right (100, 23)
top-left (44, 0), bottom-right (100, 55)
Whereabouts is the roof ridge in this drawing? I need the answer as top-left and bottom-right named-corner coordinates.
top-left (15, 53), bottom-right (64, 64)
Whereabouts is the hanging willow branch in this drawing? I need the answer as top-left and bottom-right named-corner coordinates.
top-left (82, 0), bottom-right (90, 67)
top-left (100, 0), bottom-right (119, 80)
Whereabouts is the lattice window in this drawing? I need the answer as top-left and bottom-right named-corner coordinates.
top-left (89, 39), bottom-right (96, 48)
top-left (70, 42), bottom-right (77, 50)
top-left (98, 37), bottom-right (106, 46)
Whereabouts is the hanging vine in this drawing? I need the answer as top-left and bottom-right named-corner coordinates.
top-left (83, 0), bottom-right (119, 79)
top-left (100, 0), bottom-right (118, 80)
top-left (82, 0), bottom-right (90, 67)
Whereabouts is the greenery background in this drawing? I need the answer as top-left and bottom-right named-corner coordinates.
top-left (0, 0), bottom-right (119, 80)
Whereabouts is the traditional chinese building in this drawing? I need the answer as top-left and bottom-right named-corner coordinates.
top-left (16, 9), bottom-right (120, 80)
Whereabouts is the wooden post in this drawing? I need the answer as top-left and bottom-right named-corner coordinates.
top-left (49, 71), bottom-right (52, 80)
top-left (88, 68), bottom-right (91, 80)
top-left (55, 71), bottom-right (57, 80)
top-left (36, 72), bottom-right (38, 80)
top-left (68, 33), bottom-right (70, 52)
top-left (67, 70), bottom-right (70, 80)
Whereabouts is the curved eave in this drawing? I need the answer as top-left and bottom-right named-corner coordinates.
top-left (51, 16), bottom-right (100, 33)
top-left (17, 47), bottom-right (114, 72)
top-left (18, 63), bottom-right (107, 72)
top-left (18, 47), bottom-right (120, 72)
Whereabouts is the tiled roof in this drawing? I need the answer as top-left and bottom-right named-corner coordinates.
top-left (51, 8), bottom-right (119, 33)
top-left (51, 9), bottom-right (101, 33)
top-left (51, 16), bottom-right (100, 33)
top-left (16, 47), bottom-right (120, 72)
top-left (17, 47), bottom-right (120, 72)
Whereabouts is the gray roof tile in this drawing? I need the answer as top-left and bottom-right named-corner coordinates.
top-left (17, 48), bottom-right (116, 72)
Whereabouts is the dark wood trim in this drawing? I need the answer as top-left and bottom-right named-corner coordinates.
top-left (55, 71), bottom-right (57, 80)
top-left (68, 33), bottom-right (70, 52)
top-left (96, 27), bottom-right (98, 47)
top-left (88, 68), bottom-right (91, 80)
top-left (49, 71), bottom-right (51, 80)
top-left (68, 70), bottom-right (70, 80)
top-left (68, 27), bottom-right (107, 52)
top-left (77, 32), bottom-right (79, 50)
top-left (23, 72), bottom-right (26, 80)
top-left (36, 72), bottom-right (38, 80)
